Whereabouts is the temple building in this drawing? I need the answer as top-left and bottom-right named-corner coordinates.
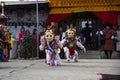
top-left (46, 0), bottom-right (120, 50)
top-left (46, 0), bottom-right (120, 26)
top-left (1, 0), bottom-right (120, 50)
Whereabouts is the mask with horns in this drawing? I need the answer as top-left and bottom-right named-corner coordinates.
top-left (45, 29), bottom-right (54, 42)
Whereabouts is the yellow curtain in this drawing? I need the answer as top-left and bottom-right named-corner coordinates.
top-left (48, 0), bottom-right (120, 14)
top-left (49, 0), bottom-right (120, 7)
top-left (50, 6), bottom-right (120, 14)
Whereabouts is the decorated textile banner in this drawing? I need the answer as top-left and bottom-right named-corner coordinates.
top-left (49, 6), bottom-right (120, 14)
top-left (48, 0), bottom-right (120, 7)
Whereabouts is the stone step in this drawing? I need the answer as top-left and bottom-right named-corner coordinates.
top-left (78, 50), bottom-right (120, 59)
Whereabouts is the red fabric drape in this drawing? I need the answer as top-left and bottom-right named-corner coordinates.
top-left (93, 11), bottom-right (118, 26)
top-left (45, 13), bottom-right (72, 26)
top-left (46, 11), bottom-right (118, 27)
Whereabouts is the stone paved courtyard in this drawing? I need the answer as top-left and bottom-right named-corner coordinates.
top-left (0, 59), bottom-right (120, 80)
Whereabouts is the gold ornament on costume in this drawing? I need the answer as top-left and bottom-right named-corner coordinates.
top-left (68, 42), bottom-right (74, 48)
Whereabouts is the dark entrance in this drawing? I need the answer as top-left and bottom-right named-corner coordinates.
top-left (59, 12), bottom-right (105, 50)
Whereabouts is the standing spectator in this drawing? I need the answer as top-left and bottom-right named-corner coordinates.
top-left (103, 25), bottom-right (117, 59)
top-left (32, 28), bottom-right (37, 58)
top-left (18, 27), bottom-right (25, 59)
top-left (59, 27), bottom-right (65, 59)
top-left (51, 22), bottom-right (59, 35)
top-left (39, 27), bottom-right (46, 59)
top-left (96, 25), bottom-right (105, 49)
top-left (21, 30), bottom-right (33, 59)
top-left (81, 23), bottom-right (92, 47)
top-left (18, 27), bottom-right (25, 45)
